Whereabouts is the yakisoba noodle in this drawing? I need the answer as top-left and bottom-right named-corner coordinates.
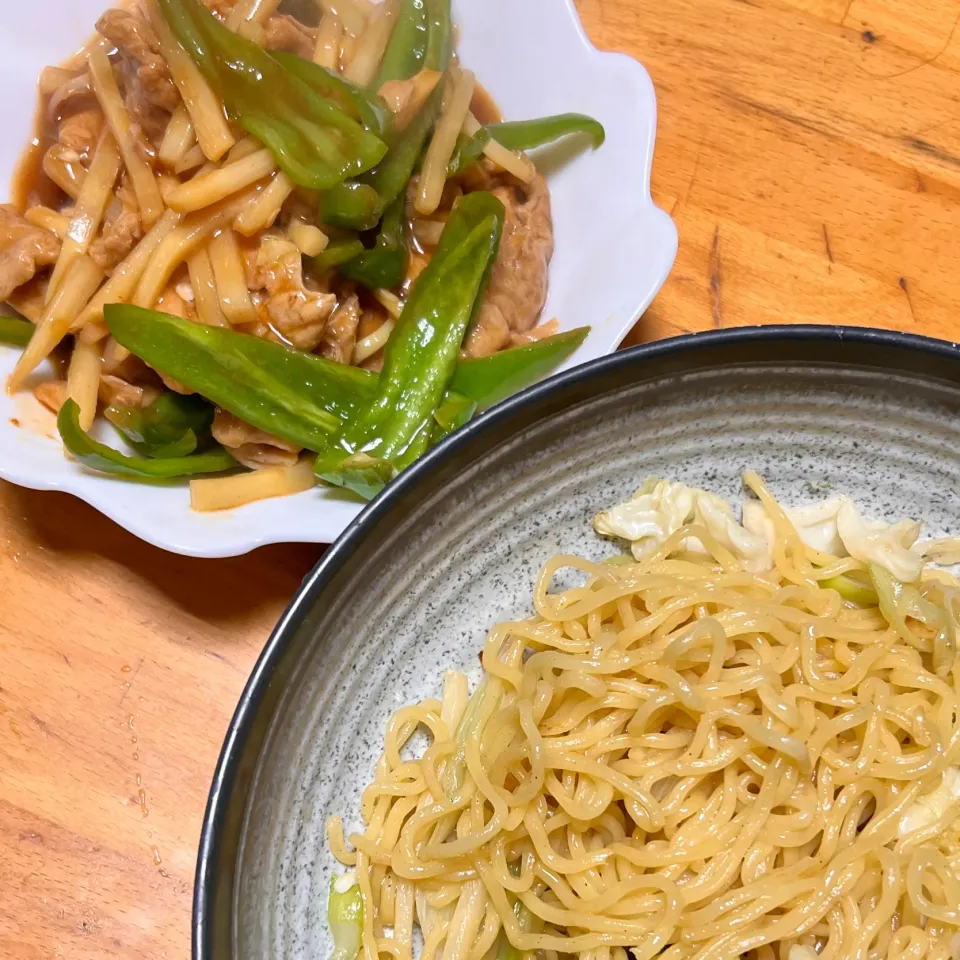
top-left (328, 474), bottom-right (960, 960)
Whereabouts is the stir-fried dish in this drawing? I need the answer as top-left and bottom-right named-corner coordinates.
top-left (327, 474), bottom-right (960, 960)
top-left (0, 0), bottom-right (604, 510)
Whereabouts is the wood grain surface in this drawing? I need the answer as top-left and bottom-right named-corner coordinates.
top-left (4, 0), bottom-right (960, 956)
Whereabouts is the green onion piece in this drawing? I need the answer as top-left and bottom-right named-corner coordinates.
top-left (820, 574), bottom-right (878, 607)
top-left (327, 875), bottom-right (364, 960)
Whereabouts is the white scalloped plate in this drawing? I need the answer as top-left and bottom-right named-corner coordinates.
top-left (0, 0), bottom-right (677, 557)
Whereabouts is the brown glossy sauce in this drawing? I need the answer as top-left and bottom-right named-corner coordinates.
top-left (9, 87), bottom-right (67, 213)
top-left (11, 138), bottom-right (62, 213)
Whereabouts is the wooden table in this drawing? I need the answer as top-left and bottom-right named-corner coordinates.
top-left (4, 0), bottom-right (960, 955)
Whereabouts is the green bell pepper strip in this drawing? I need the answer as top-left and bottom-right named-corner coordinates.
top-left (105, 309), bottom-right (591, 469)
top-left (321, 183), bottom-right (383, 231)
top-left (104, 306), bottom-right (356, 452)
top-left (58, 399), bottom-right (236, 481)
top-left (0, 315), bottom-right (33, 347)
top-left (321, 87), bottom-right (442, 230)
top-left (339, 194), bottom-right (408, 290)
top-left (431, 328), bottom-right (590, 440)
top-left (487, 114), bottom-right (606, 151)
top-left (447, 114), bottom-right (606, 177)
top-left (376, 0), bottom-right (428, 87)
top-left (447, 129), bottom-right (490, 177)
top-left (451, 327), bottom-right (590, 409)
top-left (158, 0), bottom-right (213, 73)
top-left (434, 393), bottom-right (477, 432)
top-left (364, 87), bottom-right (442, 202)
top-left (135, 430), bottom-right (199, 459)
top-left (423, 0), bottom-right (452, 70)
top-left (104, 392), bottom-right (214, 459)
top-left (430, 392), bottom-right (477, 443)
top-left (312, 238), bottom-right (367, 273)
top-left (158, 0), bottom-right (387, 189)
top-left (315, 191), bottom-right (505, 499)
top-left (271, 52), bottom-right (392, 140)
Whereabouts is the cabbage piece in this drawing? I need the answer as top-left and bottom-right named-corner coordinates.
top-left (694, 494), bottom-right (773, 573)
top-left (593, 478), bottom-right (695, 556)
top-left (899, 767), bottom-right (960, 836)
top-left (596, 475), bottom-right (960, 584)
top-left (593, 478), bottom-right (772, 572)
top-left (836, 501), bottom-right (923, 582)
top-left (748, 494), bottom-right (924, 580)
top-left (742, 496), bottom-right (869, 559)
top-left (922, 539), bottom-right (960, 565)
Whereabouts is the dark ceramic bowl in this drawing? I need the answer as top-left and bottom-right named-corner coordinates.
top-left (193, 326), bottom-right (960, 960)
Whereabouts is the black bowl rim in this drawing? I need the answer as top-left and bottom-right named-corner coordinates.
top-left (193, 324), bottom-right (960, 958)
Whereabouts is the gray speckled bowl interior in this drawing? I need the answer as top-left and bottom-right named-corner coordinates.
top-left (196, 331), bottom-right (960, 960)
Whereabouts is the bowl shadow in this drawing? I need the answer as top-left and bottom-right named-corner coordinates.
top-left (2, 482), bottom-right (323, 626)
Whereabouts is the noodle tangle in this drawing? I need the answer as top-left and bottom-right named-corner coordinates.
top-left (330, 478), bottom-right (960, 960)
